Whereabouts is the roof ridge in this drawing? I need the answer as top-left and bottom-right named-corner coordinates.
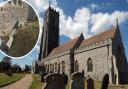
top-left (47, 34), bottom-right (82, 57)
top-left (80, 27), bottom-right (116, 47)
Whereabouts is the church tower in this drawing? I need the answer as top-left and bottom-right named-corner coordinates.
top-left (38, 5), bottom-right (59, 60)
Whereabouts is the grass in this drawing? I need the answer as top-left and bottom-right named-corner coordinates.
top-left (29, 74), bottom-right (44, 89)
top-left (0, 73), bottom-right (25, 87)
top-left (9, 20), bottom-right (39, 57)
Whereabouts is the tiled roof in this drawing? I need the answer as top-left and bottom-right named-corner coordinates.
top-left (48, 36), bottom-right (80, 57)
top-left (80, 27), bottom-right (116, 47)
top-left (47, 27), bottom-right (116, 57)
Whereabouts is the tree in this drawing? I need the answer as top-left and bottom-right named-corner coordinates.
top-left (0, 56), bottom-right (12, 73)
top-left (12, 64), bottom-right (22, 73)
top-left (0, 56), bottom-right (13, 76)
top-left (24, 65), bottom-right (31, 73)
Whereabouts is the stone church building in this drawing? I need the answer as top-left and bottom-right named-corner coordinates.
top-left (33, 6), bottom-right (128, 84)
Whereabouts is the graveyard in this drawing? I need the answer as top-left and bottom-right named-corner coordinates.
top-left (0, 72), bottom-right (128, 89)
top-left (29, 73), bottom-right (128, 89)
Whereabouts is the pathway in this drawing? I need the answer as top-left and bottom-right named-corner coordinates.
top-left (0, 74), bottom-right (33, 89)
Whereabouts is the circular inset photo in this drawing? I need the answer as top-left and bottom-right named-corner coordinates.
top-left (0, 0), bottom-right (39, 57)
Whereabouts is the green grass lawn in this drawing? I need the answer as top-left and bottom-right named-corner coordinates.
top-left (0, 73), bottom-right (25, 87)
top-left (29, 74), bottom-right (44, 89)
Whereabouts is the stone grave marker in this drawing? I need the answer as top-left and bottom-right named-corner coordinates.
top-left (42, 73), bottom-right (65, 89)
top-left (70, 72), bottom-right (84, 89)
top-left (86, 75), bottom-right (94, 89)
top-left (101, 74), bottom-right (109, 89)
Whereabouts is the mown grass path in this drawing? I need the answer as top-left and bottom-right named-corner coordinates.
top-left (0, 73), bottom-right (25, 88)
top-left (0, 74), bottom-right (32, 89)
top-left (29, 74), bottom-right (44, 89)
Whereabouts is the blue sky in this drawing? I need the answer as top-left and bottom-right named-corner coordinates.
top-left (0, 0), bottom-right (128, 67)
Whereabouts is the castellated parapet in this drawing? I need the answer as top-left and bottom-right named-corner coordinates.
top-left (0, 0), bottom-right (35, 36)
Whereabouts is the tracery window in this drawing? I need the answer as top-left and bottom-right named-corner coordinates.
top-left (87, 58), bottom-right (93, 72)
top-left (61, 61), bottom-right (65, 73)
top-left (75, 60), bottom-right (79, 72)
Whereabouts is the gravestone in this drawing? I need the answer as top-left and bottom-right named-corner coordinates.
top-left (86, 75), bottom-right (94, 89)
top-left (70, 72), bottom-right (84, 89)
top-left (101, 74), bottom-right (109, 89)
top-left (40, 73), bottom-right (47, 82)
top-left (42, 73), bottom-right (65, 89)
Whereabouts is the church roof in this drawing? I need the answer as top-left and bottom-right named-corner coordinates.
top-left (48, 35), bottom-right (81, 57)
top-left (80, 27), bottom-right (116, 47)
top-left (47, 27), bottom-right (116, 57)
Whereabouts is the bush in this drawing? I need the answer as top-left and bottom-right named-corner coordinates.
top-left (5, 69), bottom-right (13, 76)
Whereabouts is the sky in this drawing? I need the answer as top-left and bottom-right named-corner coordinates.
top-left (0, 0), bottom-right (128, 67)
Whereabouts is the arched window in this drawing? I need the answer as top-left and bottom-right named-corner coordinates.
top-left (45, 64), bottom-right (47, 73)
top-left (55, 62), bottom-right (57, 72)
top-left (61, 61), bottom-right (65, 73)
top-left (75, 60), bottom-right (79, 72)
top-left (58, 63), bottom-right (60, 74)
top-left (52, 64), bottom-right (54, 72)
top-left (50, 64), bottom-right (52, 73)
top-left (47, 65), bottom-right (49, 73)
top-left (87, 58), bottom-right (93, 72)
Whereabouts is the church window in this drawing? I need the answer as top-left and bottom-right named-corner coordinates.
top-left (8, 1), bottom-right (11, 4)
top-left (87, 58), bottom-right (93, 72)
top-left (50, 64), bottom-right (52, 72)
top-left (75, 60), bottom-right (79, 72)
top-left (52, 64), bottom-right (54, 72)
top-left (61, 61), bottom-right (65, 73)
top-left (58, 63), bottom-right (60, 74)
top-left (18, 0), bottom-right (22, 5)
top-left (47, 65), bottom-right (49, 73)
top-left (14, 0), bottom-right (16, 4)
top-left (55, 62), bottom-right (57, 72)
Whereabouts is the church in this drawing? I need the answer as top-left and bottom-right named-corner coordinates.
top-left (32, 5), bottom-right (128, 84)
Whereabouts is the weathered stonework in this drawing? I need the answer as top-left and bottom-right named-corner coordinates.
top-left (0, 0), bottom-right (35, 36)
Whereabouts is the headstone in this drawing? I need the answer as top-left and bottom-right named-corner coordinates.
top-left (42, 73), bottom-right (65, 89)
top-left (86, 75), bottom-right (94, 89)
top-left (62, 72), bottom-right (68, 85)
top-left (41, 73), bottom-right (47, 82)
top-left (70, 72), bottom-right (84, 89)
top-left (101, 74), bottom-right (109, 89)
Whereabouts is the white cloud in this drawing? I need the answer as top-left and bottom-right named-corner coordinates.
top-left (89, 2), bottom-right (112, 11)
top-left (59, 7), bottom-right (128, 39)
top-left (59, 7), bottom-right (91, 38)
top-left (90, 3), bottom-right (99, 10)
top-left (26, 0), bottom-right (57, 13)
top-left (91, 11), bottom-right (128, 33)
top-left (25, 0), bottom-right (128, 39)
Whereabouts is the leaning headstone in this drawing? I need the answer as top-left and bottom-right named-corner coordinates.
top-left (86, 75), bottom-right (94, 89)
top-left (101, 74), bottom-right (109, 89)
top-left (70, 72), bottom-right (84, 89)
top-left (42, 73), bottom-right (65, 89)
